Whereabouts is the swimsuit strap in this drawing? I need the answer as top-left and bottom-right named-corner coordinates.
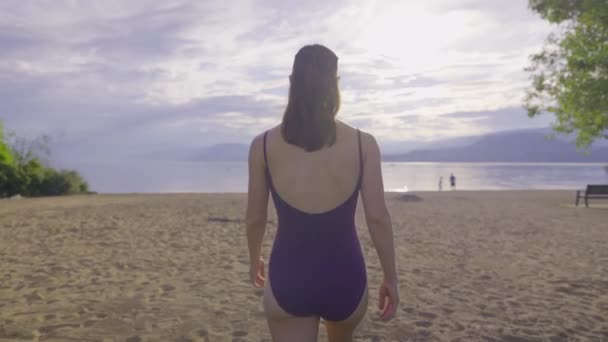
top-left (357, 129), bottom-right (363, 187)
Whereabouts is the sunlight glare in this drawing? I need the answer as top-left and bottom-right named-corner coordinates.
top-left (354, 3), bottom-right (477, 73)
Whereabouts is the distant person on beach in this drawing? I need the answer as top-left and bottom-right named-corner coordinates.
top-left (245, 44), bottom-right (399, 341)
top-left (450, 173), bottom-right (456, 190)
top-left (438, 176), bottom-right (443, 191)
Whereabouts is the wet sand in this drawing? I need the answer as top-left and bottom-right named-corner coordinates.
top-left (0, 191), bottom-right (607, 341)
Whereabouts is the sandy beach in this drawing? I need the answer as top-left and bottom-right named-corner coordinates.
top-left (0, 191), bottom-right (607, 341)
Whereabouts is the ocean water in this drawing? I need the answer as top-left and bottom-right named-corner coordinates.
top-left (67, 161), bottom-right (608, 193)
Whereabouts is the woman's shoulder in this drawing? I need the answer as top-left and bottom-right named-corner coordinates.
top-left (251, 125), bottom-right (280, 143)
top-left (336, 120), bottom-right (377, 145)
top-left (249, 126), bottom-right (282, 156)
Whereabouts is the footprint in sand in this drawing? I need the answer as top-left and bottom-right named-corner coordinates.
top-left (452, 321), bottom-right (465, 332)
top-left (415, 321), bottom-right (432, 328)
top-left (547, 334), bottom-right (569, 342)
top-left (23, 291), bottom-right (44, 304)
top-left (161, 284), bottom-right (175, 297)
top-left (442, 307), bottom-right (454, 315)
top-left (196, 328), bottom-right (208, 338)
top-left (418, 311), bottom-right (437, 320)
top-left (232, 330), bottom-right (247, 337)
top-left (38, 323), bottom-right (81, 335)
top-left (499, 335), bottom-right (543, 342)
top-left (83, 320), bottom-right (97, 327)
top-left (401, 306), bottom-right (415, 314)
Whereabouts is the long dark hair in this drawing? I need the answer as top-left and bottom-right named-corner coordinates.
top-left (281, 44), bottom-right (341, 152)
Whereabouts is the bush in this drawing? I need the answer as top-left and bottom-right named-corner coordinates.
top-left (0, 163), bottom-right (26, 197)
top-left (0, 164), bottom-right (90, 198)
top-left (22, 159), bottom-right (48, 197)
top-left (0, 120), bottom-right (90, 198)
top-left (39, 168), bottom-right (89, 196)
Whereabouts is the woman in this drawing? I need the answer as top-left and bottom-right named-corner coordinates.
top-left (245, 44), bottom-right (398, 342)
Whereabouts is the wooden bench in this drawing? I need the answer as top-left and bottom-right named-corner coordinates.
top-left (576, 184), bottom-right (608, 207)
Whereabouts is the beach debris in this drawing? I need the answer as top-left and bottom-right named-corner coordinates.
top-left (207, 217), bottom-right (274, 225)
top-left (9, 194), bottom-right (22, 200)
top-left (207, 217), bottom-right (243, 223)
top-left (398, 194), bottom-right (423, 202)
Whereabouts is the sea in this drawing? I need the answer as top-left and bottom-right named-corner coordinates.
top-left (66, 161), bottom-right (608, 193)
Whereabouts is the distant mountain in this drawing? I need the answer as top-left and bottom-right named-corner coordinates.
top-left (385, 130), bottom-right (608, 162)
top-left (380, 134), bottom-right (480, 154)
top-left (191, 135), bottom-right (481, 161)
top-left (190, 129), bottom-right (607, 162)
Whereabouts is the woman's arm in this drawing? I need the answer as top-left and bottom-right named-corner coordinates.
top-left (360, 131), bottom-right (399, 320)
top-left (245, 134), bottom-right (270, 266)
top-left (360, 132), bottom-right (397, 282)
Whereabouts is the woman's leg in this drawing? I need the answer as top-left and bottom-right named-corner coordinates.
top-left (263, 280), bottom-right (320, 342)
top-left (324, 286), bottom-right (368, 342)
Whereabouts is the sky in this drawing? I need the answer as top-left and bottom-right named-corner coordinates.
top-left (0, 0), bottom-right (557, 162)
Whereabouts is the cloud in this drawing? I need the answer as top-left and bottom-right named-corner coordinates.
top-left (0, 26), bottom-right (48, 57)
top-left (0, 0), bottom-right (556, 163)
top-left (439, 107), bottom-right (554, 132)
top-left (76, 5), bottom-right (201, 61)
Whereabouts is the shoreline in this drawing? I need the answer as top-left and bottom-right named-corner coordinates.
top-left (1, 188), bottom-right (593, 196)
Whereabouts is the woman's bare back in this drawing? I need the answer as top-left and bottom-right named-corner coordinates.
top-left (264, 120), bottom-right (362, 214)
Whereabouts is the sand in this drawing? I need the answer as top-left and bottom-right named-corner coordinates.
top-left (0, 191), bottom-right (607, 342)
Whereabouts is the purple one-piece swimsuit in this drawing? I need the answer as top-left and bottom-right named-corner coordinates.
top-left (263, 130), bottom-right (367, 321)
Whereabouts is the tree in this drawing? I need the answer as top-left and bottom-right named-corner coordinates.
top-left (0, 121), bottom-right (14, 166)
top-left (5, 129), bottom-right (51, 167)
top-left (524, 0), bottom-right (608, 148)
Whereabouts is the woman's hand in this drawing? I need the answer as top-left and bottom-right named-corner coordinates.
top-left (249, 256), bottom-right (266, 288)
top-left (378, 278), bottom-right (399, 321)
